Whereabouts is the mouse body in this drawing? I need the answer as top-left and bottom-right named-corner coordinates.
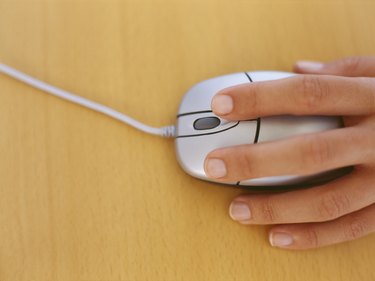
top-left (175, 71), bottom-right (349, 190)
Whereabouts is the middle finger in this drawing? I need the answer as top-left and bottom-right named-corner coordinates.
top-left (204, 127), bottom-right (370, 182)
top-left (229, 167), bottom-right (375, 225)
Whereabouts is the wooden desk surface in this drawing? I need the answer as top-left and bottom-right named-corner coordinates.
top-left (1, 1), bottom-right (375, 280)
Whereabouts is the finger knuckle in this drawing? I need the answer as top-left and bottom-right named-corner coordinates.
top-left (297, 75), bottom-right (328, 111)
top-left (301, 135), bottom-right (332, 169)
top-left (243, 83), bottom-right (259, 115)
top-left (353, 77), bottom-right (375, 114)
top-left (259, 197), bottom-right (279, 223)
top-left (369, 80), bottom-right (375, 113)
top-left (344, 216), bottom-right (369, 240)
top-left (352, 128), bottom-right (375, 163)
top-left (340, 57), bottom-right (362, 74)
top-left (317, 190), bottom-right (351, 221)
top-left (303, 227), bottom-right (320, 248)
top-left (237, 148), bottom-right (258, 179)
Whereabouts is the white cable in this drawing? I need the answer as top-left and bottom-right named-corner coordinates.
top-left (0, 63), bottom-right (176, 138)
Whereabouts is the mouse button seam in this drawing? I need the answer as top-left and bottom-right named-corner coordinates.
top-left (253, 118), bottom-right (261, 143)
top-left (244, 72), bottom-right (253, 82)
top-left (176, 110), bottom-right (213, 118)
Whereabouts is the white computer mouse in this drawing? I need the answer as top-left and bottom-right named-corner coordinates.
top-left (175, 71), bottom-right (350, 190)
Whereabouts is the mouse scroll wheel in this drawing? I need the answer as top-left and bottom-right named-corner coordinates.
top-left (193, 117), bottom-right (221, 130)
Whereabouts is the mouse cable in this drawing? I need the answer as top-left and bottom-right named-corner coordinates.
top-left (0, 63), bottom-right (176, 138)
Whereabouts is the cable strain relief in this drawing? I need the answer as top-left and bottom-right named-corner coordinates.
top-left (160, 125), bottom-right (176, 138)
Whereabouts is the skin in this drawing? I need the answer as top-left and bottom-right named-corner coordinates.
top-left (204, 56), bottom-right (375, 250)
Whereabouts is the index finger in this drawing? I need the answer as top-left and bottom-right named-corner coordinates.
top-left (211, 75), bottom-right (375, 120)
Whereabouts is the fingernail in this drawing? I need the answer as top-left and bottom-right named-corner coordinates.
top-left (269, 232), bottom-right (294, 247)
top-left (229, 201), bottom-right (251, 221)
top-left (205, 158), bottom-right (227, 178)
top-left (211, 95), bottom-right (233, 115)
top-left (296, 60), bottom-right (324, 71)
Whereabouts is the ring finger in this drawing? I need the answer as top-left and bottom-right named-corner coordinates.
top-left (228, 167), bottom-right (375, 225)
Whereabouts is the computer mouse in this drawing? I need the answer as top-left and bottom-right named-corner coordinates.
top-left (175, 71), bottom-right (350, 190)
top-left (0, 63), bottom-right (350, 190)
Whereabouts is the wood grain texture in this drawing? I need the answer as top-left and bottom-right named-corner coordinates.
top-left (1, 1), bottom-right (375, 280)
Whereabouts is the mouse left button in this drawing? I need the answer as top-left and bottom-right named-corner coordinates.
top-left (193, 117), bottom-right (221, 130)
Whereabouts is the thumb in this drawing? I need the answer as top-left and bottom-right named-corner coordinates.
top-left (293, 56), bottom-right (375, 77)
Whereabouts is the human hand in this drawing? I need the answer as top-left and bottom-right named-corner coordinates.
top-left (204, 57), bottom-right (375, 249)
